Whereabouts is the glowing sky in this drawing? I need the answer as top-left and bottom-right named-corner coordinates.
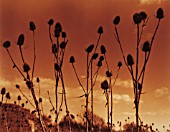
top-left (0, 0), bottom-right (170, 131)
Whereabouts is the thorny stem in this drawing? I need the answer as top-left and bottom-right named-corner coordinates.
top-left (6, 49), bottom-right (27, 80)
top-left (47, 91), bottom-right (55, 111)
top-left (72, 64), bottom-right (86, 93)
top-left (18, 88), bottom-right (35, 109)
top-left (48, 26), bottom-right (53, 44)
top-left (31, 31), bottom-right (36, 81)
top-left (86, 53), bottom-right (89, 132)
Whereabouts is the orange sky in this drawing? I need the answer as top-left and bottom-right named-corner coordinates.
top-left (0, 0), bottom-right (170, 131)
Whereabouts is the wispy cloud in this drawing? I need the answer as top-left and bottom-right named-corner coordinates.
top-left (154, 87), bottom-right (169, 97)
top-left (115, 79), bottom-right (133, 89)
top-left (139, 0), bottom-right (162, 4)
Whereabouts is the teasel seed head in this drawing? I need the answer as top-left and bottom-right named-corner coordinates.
top-left (16, 84), bottom-right (20, 89)
top-left (48, 19), bottom-right (54, 26)
top-left (133, 13), bottom-right (142, 24)
top-left (1, 87), bottom-right (6, 95)
top-left (86, 44), bottom-right (94, 53)
top-left (101, 80), bottom-right (109, 90)
top-left (140, 11), bottom-right (147, 21)
top-left (29, 21), bottom-right (36, 31)
top-left (100, 45), bottom-right (106, 54)
top-left (39, 98), bottom-right (42, 103)
top-left (118, 61), bottom-right (122, 68)
top-left (23, 63), bottom-right (30, 72)
top-left (106, 71), bottom-right (112, 77)
top-left (92, 53), bottom-right (98, 60)
top-left (26, 81), bottom-right (33, 89)
top-left (54, 63), bottom-right (60, 71)
top-left (60, 41), bottom-right (66, 49)
top-left (3, 41), bottom-right (11, 48)
top-left (62, 32), bottom-right (67, 38)
top-left (17, 34), bottom-right (25, 46)
top-left (17, 95), bottom-right (21, 101)
top-left (97, 61), bottom-right (102, 67)
top-left (69, 56), bottom-right (75, 63)
top-left (156, 8), bottom-right (164, 20)
top-left (6, 92), bottom-right (11, 100)
top-left (52, 44), bottom-right (58, 53)
top-left (98, 26), bottom-right (103, 34)
top-left (142, 41), bottom-right (151, 53)
top-left (113, 16), bottom-right (120, 25)
top-left (127, 54), bottom-right (134, 66)
top-left (99, 56), bottom-right (104, 61)
top-left (36, 77), bottom-right (40, 83)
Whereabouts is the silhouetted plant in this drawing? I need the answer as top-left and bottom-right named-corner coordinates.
top-left (113, 8), bottom-right (164, 132)
top-left (1, 87), bottom-right (6, 103)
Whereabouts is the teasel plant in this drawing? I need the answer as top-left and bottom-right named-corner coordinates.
top-left (48, 19), bottom-right (70, 130)
top-left (100, 44), bottom-right (122, 131)
top-left (113, 8), bottom-right (164, 131)
top-left (2, 21), bottom-right (46, 131)
top-left (69, 26), bottom-right (104, 132)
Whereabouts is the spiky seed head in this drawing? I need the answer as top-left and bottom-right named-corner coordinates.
top-left (39, 98), bottom-right (42, 103)
top-left (133, 13), bottom-right (142, 24)
top-left (29, 21), bottom-right (36, 31)
top-left (6, 92), bottom-right (11, 99)
top-left (1, 87), bottom-right (6, 95)
top-left (21, 103), bottom-right (25, 107)
top-left (48, 115), bottom-right (51, 119)
top-left (62, 32), bottom-right (67, 38)
top-left (70, 114), bottom-right (75, 119)
top-left (142, 41), bottom-right (151, 52)
top-left (60, 41), bottom-right (66, 49)
top-left (26, 81), bottom-right (33, 89)
top-left (106, 71), bottom-right (112, 77)
top-left (140, 11), bottom-right (147, 20)
top-left (118, 61), bottom-right (122, 68)
top-left (86, 44), bottom-right (94, 53)
top-left (127, 54), bottom-right (134, 66)
top-left (101, 80), bottom-right (109, 90)
top-left (99, 56), bottom-right (104, 61)
top-left (36, 77), bottom-right (40, 83)
top-left (92, 53), bottom-right (98, 60)
top-left (17, 95), bottom-right (21, 101)
top-left (55, 22), bottom-right (62, 32)
top-left (157, 8), bottom-right (164, 19)
top-left (138, 83), bottom-right (142, 91)
top-left (69, 56), bottom-right (75, 63)
top-left (23, 63), bottom-right (30, 72)
top-left (3, 41), bottom-right (11, 48)
top-left (16, 84), bottom-right (20, 89)
top-left (52, 44), bottom-right (57, 53)
top-left (54, 63), bottom-right (60, 71)
top-left (54, 29), bottom-right (60, 38)
top-left (97, 61), bottom-right (102, 67)
top-left (17, 34), bottom-right (24, 46)
top-left (113, 16), bottom-right (120, 25)
top-left (48, 19), bottom-right (54, 26)
top-left (98, 26), bottom-right (103, 34)
top-left (100, 45), bottom-right (106, 54)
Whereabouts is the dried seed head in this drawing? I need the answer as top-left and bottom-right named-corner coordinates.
top-left (55, 22), bottom-right (62, 33)
top-left (98, 26), bottom-right (103, 34)
top-left (23, 63), bottom-right (30, 72)
top-left (36, 77), bottom-right (40, 83)
top-left (99, 56), bottom-right (104, 61)
top-left (113, 16), bottom-right (120, 25)
top-left (48, 19), bottom-right (54, 26)
top-left (70, 114), bottom-right (75, 119)
top-left (92, 53), bottom-right (98, 60)
top-left (156, 8), bottom-right (164, 19)
top-left (133, 13), bottom-right (142, 24)
top-left (118, 61), bottom-right (122, 68)
top-left (52, 44), bottom-right (58, 53)
top-left (17, 34), bottom-right (24, 46)
top-left (101, 80), bottom-right (109, 90)
top-left (100, 45), bottom-right (106, 54)
top-left (140, 11), bottom-right (147, 20)
top-left (97, 61), bottom-right (102, 67)
top-left (17, 95), bottom-right (21, 101)
top-left (60, 41), bottom-right (66, 49)
top-left (106, 71), bottom-right (112, 77)
top-left (26, 81), bottom-right (33, 89)
top-left (16, 84), bottom-right (20, 89)
top-left (54, 63), bottom-right (60, 71)
top-left (127, 54), bottom-right (134, 66)
top-left (86, 44), bottom-right (94, 53)
top-left (6, 92), bottom-right (11, 99)
top-left (39, 98), bottom-right (42, 103)
top-left (62, 32), bottom-right (67, 38)
top-left (29, 21), bottom-right (36, 31)
top-left (138, 83), bottom-right (142, 91)
top-left (3, 41), bottom-right (11, 48)
top-left (142, 41), bottom-right (151, 52)
top-left (69, 56), bottom-right (75, 63)
top-left (1, 87), bottom-right (6, 95)
top-left (54, 29), bottom-right (60, 38)
top-left (21, 103), bottom-right (25, 107)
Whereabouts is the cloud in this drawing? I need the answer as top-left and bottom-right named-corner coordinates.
top-left (139, 0), bottom-right (162, 4)
top-left (154, 87), bottom-right (169, 97)
top-left (113, 94), bottom-right (132, 103)
top-left (0, 79), bottom-right (12, 88)
top-left (115, 79), bottom-right (133, 89)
